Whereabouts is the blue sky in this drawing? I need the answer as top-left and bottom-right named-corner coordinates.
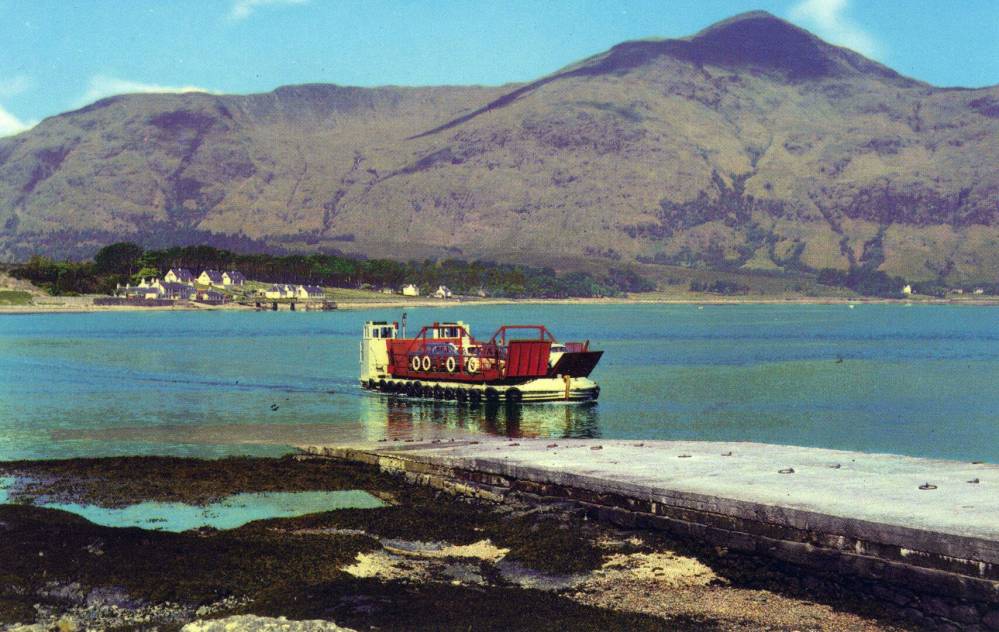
top-left (1, 0), bottom-right (997, 136)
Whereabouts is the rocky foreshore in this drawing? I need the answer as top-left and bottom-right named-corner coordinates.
top-left (0, 455), bottom-right (909, 631)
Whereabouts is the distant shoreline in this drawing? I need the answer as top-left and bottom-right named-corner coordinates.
top-left (3, 293), bottom-right (999, 314)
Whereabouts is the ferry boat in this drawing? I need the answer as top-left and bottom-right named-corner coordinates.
top-left (360, 320), bottom-right (602, 402)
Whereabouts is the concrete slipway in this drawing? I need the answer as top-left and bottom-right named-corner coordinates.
top-left (301, 438), bottom-right (999, 628)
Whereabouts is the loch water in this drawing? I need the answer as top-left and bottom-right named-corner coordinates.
top-left (1, 303), bottom-right (998, 462)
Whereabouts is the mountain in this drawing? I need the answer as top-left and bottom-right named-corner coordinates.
top-left (2, 11), bottom-right (998, 283)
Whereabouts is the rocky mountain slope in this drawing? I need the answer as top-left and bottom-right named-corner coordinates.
top-left (1, 11), bottom-right (998, 282)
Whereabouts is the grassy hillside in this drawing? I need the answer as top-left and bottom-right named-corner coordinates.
top-left (1, 12), bottom-right (998, 285)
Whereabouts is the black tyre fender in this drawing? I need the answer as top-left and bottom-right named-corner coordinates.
top-left (423, 385), bottom-right (435, 399)
top-left (378, 379), bottom-right (386, 391)
top-left (410, 382), bottom-right (422, 397)
top-left (468, 389), bottom-right (482, 403)
top-left (443, 387), bottom-right (456, 400)
top-left (433, 385), bottom-right (444, 399)
top-left (506, 388), bottom-right (523, 403)
top-left (455, 389), bottom-right (468, 403)
top-left (484, 387), bottom-right (499, 402)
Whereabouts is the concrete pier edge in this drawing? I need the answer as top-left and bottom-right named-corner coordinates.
top-left (300, 438), bottom-right (999, 630)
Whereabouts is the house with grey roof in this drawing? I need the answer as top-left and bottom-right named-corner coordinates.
top-left (264, 284), bottom-right (295, 299)
top-left (222, 271), bottom-right (246, 286)
top-left (296, 285), bottom-right (326, 299)
top-left (158, 281), bottom-right (197, 300)
top-left (196, 288), bottom-right (227, 303)
top-left (164, 268), bottom-right (195, 284)
top-left (198, 270), bottom-right (225, 286)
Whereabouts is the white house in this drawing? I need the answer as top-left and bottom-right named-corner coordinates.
top-left (222, 271), bottom-right (246, 286)
top-left (197, 288), bottom-right (226, 303)
top-left (118, 283), bottom-right (162, 299)
top-left (433, 285), bottom-right (452, 299)
top-left (264, 284), bottom-right (294, 299)
top-left (198, 270), bottom-right (225, 286)
top-left (974, 288), bottom-right (985, 295)
top-left (902, 284), bottom-right (912, 296)
top-left (402, 284), bottom-right (420, 297)
top-left (296, 285), bottom-right (326, 299)
top-left (159, 281), bottom-right (197, 300)
top-left (164, 268), bottom-right (195, 285)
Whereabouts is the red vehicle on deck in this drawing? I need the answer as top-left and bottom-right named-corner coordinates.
top-left (360, 320), bottom-right (601, 403)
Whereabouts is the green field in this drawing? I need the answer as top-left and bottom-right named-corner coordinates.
top-left (0, 290), bottom-right (32, 305)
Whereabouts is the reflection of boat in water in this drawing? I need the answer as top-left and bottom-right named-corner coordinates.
top-left (360, 320), bottom-right (601, 403)
top-left (360, 394), bottom-right (601, 440)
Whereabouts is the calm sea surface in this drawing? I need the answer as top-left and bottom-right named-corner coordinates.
top-left (1, 303), bottom-right (998, 462)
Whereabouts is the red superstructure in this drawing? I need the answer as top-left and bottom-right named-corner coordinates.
top-left (385, 323), bottom-right (597, 383)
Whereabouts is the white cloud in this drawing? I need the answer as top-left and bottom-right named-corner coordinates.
top-left (789, 0), bottom-right (883, 59)
top-left (229, 0), bottom-right (308, 21)
top-left (0, 103), bottom-right (34, 137)
top-left (0, 75), bottom-right (33, 99)
top-left (76, 75), bottom-right (216, 108)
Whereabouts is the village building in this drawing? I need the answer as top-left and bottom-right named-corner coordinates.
top-left (264, 284), bottom-right (295, 299)
top-left (974, 288), bottom-right (985, 295)
top-left (164, 268), bottom-right (195, 285)
top-left (902, 284), bottom-right (912, 296)
top-left (198, 270), bottom-right (225, 286)
top-left (402, 284), bottom-right (420, 297)
top-left (380, 287), bottom-right (395, 294)
top-left (118, 283), bottom-right (162, 300)
top-left (197, 289), bottom-right (226, 303)
top-left (159, 281), bottom-right (197, 300)
top-left (222, 271), bottom-right (246, 286)
top-left (433, 285), bottom-right (453, 299)
top-left (296, 285), bottom-right (326, 299)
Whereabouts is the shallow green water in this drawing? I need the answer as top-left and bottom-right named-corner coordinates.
top-left (1, 303), bottom-right (997, 461)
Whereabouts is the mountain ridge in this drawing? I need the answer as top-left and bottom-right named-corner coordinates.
top-left (2, 12), bottom-right (998, 284)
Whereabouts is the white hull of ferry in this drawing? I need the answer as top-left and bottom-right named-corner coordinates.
top-left (360, 375), bottom-right (600, 403)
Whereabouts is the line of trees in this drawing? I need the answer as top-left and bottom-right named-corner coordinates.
top-left (10, 243), bottom-right (656, 298)
top-left (816, 267), bottom-right (906, 298)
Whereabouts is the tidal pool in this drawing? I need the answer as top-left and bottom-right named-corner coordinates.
top-left (0, 481), bottom-right (383, 532)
